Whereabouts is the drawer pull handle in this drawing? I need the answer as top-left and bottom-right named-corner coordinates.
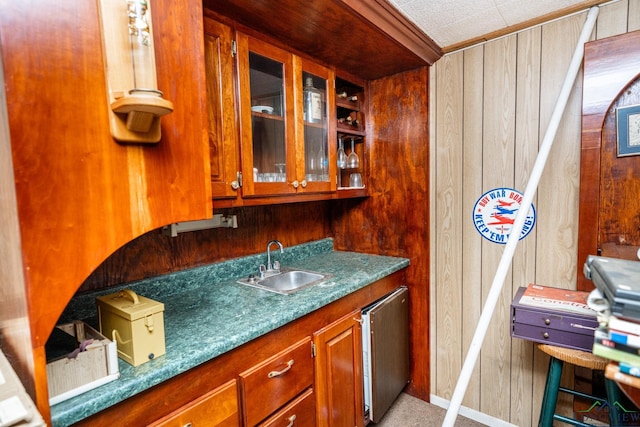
top-left (268, 359), bottom-right (294, 378)
top-left (286, 414), bottom-right (297, 427)
top-left (544, 318), bottom-right (551, 325)
top-left (543, 332), bottom-right (549, 339)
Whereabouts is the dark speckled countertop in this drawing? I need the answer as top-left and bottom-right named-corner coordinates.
top-left (50, 238), bottom-right (409, 426)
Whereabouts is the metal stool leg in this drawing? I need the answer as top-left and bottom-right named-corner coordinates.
top-left (539, 356), bottom-right (564, 427)
top-left (605, 378), bottom-right (621, 427)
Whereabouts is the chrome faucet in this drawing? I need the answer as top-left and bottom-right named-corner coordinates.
top-left (266, 239), bottom-right (284, 273)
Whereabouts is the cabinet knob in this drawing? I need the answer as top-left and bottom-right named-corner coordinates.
top-left (543, 332), bottom-right (549, 339)
top-left (291, 180), bottom-right (299, 189)
top-left (300, 180), bottom-right (307, 188)
top-left (286, 414), bottom-right (297, 427)
top-left (544, 318), bottom-right (551, 325)
top-left (231, 180), bottom-right (239, 190)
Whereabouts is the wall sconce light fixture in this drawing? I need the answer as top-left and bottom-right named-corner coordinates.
top-left (99, 0), bottom-right (173, 143)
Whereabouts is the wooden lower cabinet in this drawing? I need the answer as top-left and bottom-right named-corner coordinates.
top-left (313, 309), bottom-right (364, 427)
top-left (240, 338), bottom-right (313, 426)
top-left (72, 272), bottom-right (404, 427)
top-left (258, 388), bottom-right (315, 427)
top-left (148, 380), bottom-right (240, 427)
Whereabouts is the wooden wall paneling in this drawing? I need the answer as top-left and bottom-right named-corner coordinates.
top-left (331, 66), bottom-right (430, 400)
top-left (431, 5), bottom-right (640, 425)
top-left (433, 53), bottom-right (464, 403)
top-left (510, 25), bottom-right (542, 427)
top-left (537, 13), bottom-right (589, 420)
top-left (479, 35), bottom-right (517, 421)
top-left (595, 0), bottom-right (629, 39)
top-left (428, 61), bottom-right (437, 399)
top-left (630, 0), bottom-right (640, 30)
top-left (536, 14), bottom-right (585, 289)
top-left (81, 203), bottom-right (332, 291)
top-left (460, 45), bottom-right (484, 411)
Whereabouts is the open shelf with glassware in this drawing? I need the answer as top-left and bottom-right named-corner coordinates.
top-left (336, 76), bottom-right (366, 196)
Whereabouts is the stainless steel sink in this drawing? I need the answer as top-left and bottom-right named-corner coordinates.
top-left (236, 268), bottom-right (331, 294)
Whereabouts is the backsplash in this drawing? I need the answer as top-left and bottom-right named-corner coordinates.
top-left (80, 202), bottom-right (333, 293)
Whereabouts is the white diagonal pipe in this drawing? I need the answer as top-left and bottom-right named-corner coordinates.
top-left (442, 6), bottom-right (599, 426)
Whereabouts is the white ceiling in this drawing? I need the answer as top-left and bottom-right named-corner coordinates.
top-left (387, 0), bottom-right (601, 49)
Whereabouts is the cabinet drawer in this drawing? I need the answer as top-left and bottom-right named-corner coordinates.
top-left (148, 379), bottom-right (239, 427)
top-left (240, 337), bottom-right (313, 426)
top-left (258, 388), bottom-right (315, 427)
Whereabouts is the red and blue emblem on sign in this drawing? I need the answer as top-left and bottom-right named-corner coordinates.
top-left (473, 188), bottom-right (536, 244)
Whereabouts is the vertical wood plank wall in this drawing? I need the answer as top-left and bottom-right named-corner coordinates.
top-left (430, 1), bottom-right (640, 425)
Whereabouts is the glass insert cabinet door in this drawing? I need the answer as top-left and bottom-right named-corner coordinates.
top-left (298, 59), bottom-right (336, 194)
top-left (250, 52), bottom-right (286, 181)
top-left (303, 71), bottom-right (328, 183)
top-left (237, 34), bottom-right (295, 196)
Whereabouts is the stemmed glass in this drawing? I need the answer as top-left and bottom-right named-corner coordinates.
top-left (337, 136), bottom-right (347, 169)
top-left (347, 138), bottom-right (359, 169)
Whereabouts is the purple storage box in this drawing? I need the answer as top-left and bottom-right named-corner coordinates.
top-left (511, 286), bottom-right (598, 352)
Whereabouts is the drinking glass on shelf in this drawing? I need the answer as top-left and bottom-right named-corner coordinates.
top-left (349, 172), bottom-right (362, 188)
top-left (274, 163), bottom-right (286, 181)
top-left (347, 138), bottom-right (359, 168)
top-left (337, 136), bottom-right (347, 169)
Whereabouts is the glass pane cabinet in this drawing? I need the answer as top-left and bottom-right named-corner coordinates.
top-left (237, 33), bottom-right (335, 198)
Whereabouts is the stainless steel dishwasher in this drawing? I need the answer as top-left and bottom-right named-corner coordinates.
top-left (362, 286), bottom-right (410, 424)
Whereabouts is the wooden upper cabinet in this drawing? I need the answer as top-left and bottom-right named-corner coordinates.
top-left (235, 32), bottom-right (337, 200)
top-left (204, 17), bottom-right (241, 201)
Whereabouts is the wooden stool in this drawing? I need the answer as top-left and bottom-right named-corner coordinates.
top-left (538, 344), bottom-right (622, 427)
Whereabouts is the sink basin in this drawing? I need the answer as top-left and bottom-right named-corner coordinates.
top-left (237, 268), bottom-right (331, 294)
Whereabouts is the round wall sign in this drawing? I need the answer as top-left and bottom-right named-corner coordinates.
top-left (472, 187), bottom-right (536, 244)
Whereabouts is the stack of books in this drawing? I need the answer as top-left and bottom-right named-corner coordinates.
top-left (593, 316), bottom-right (640, 387)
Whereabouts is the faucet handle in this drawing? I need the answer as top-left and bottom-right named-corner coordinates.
top-left (273, 261), bottom-right (280, 272)
top-left (259, 264), bottom-right (266, 278)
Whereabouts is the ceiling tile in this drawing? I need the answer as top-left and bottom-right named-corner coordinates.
top-left (386, 0), bottom-right (603, 50)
